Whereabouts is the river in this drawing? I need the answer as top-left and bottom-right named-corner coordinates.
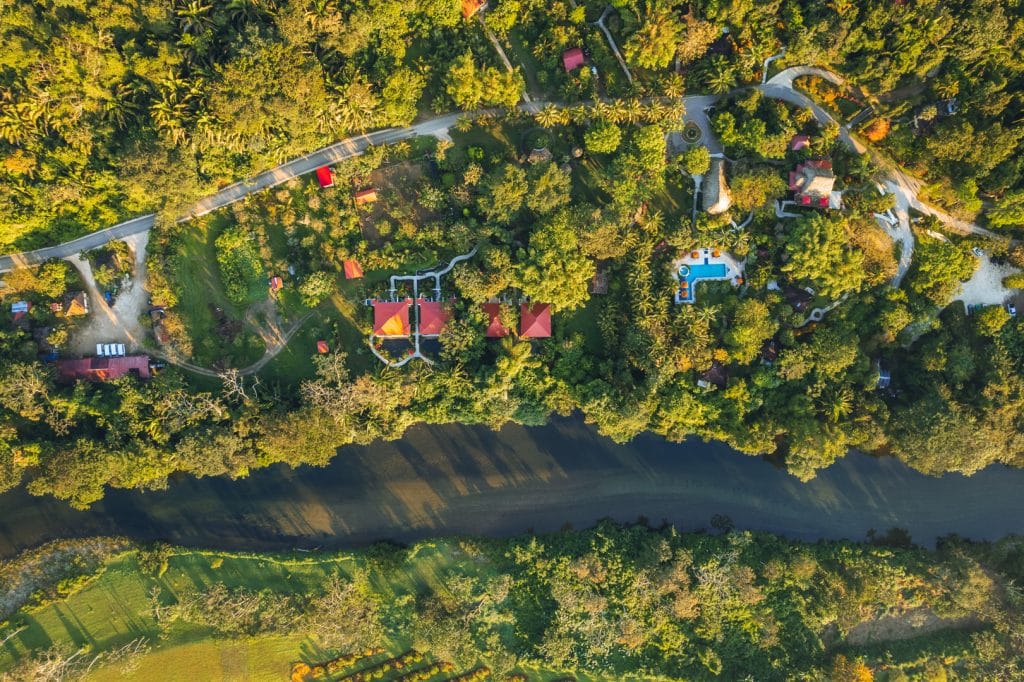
top-left (1, 416), bottom-right (1022, 558)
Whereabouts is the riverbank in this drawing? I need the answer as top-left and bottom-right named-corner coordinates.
top-left (1, 417), bottom-right (1023, 559)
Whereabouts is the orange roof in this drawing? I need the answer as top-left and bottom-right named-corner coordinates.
top-left (482, 303), bottom-right (509, 338)
top-left (520, 303), bottom-right (552, 338)
top-left (316, 340), bottom-right (329, 354)
top-left (418, 299), bottom-right (448, 336)
top-left (269, 276), bottom-right (283, 291)
top-left (354, 188), bottom-right (378, 205)
top-left (373, 300), bottom-right (410, 337)
top-left (343, 259), bottom-right (364, 279)
top-left (461, 0), bottom-right (486, 18)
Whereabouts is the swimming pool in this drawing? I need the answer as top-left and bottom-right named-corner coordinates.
top-left (677, 262), bottom-right (729, 303)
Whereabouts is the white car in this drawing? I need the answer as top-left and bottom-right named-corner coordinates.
top-left (973, 247), bottom-right (985, 257)
top-left (96, 343), bottom-right (105, 356)
top-left (1006, 303), bottom-right (1017, 317)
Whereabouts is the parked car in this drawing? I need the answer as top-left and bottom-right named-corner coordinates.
top-left (1007, 303), bottom-right (1017, 316)
top-left (973, 246), bottom-right (985, 257)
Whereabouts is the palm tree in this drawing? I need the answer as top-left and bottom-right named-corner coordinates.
top-left (175, 0), bottom-right (214, 35)
top-left (705, 56), bottom-right (737, 95)
top-left (535, 105), bottom-right (565, 128)
top-left (622, 98), bottom-right (645, 125)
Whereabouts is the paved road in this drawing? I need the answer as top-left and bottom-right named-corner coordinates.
top-left (0, 66), bottom-right (990, 278)
top-left (0, 116), bottom-right (462, 274)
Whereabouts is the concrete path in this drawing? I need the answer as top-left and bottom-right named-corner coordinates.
top-left (593, 6), bottom-right (633, 84)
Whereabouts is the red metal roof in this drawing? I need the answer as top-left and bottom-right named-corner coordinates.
top-left (417, 299), bottom-right (448, 336)
top-left (57, 355), bottom-right (150, 382)
top-left (482, 303), bottom-right (509, 338)
top-left (316, 166), bottom-right (334, 188)
top-left (520, 303), bottom-right (552, 338)
top-left (372, 300), bottom-right (410, 337)
top-left (269, 276), bottom-right (283, 291)
top-left (563, 48), bottom-right (585, 72)
top-left (316, 340), bottom-right (329, 354)
top-left (343, 259), bottom-right (364, 279)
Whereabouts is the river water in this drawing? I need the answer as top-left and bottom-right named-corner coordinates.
top-left (1, 416), bottom-right (1022, 558)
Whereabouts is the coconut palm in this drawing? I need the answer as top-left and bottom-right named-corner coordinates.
top-left (622, 98), bottom-right (645, 125)
top-left (535, 105), bottom-right (566, 128)
top-left (175, 0), bottom-right (214, 35)
top-left (705, 56), bottom-right (737, 94)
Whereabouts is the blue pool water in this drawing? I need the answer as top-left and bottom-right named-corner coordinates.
top-left (677, 262), bottom-right (728, 303)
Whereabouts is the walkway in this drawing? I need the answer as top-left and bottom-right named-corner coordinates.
top-left (593, 6), bottom-right (633, 84)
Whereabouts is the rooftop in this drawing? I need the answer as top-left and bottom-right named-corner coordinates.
top-left (482, 303), bottom-right (509, 338)
top-left (417, 299), bottom-right (448, 337)
top-left (520, 303), bottom-right (551, 338)
top-left (57, 355), bottom-right (150, 382)
top-left (563, 48), bottom-right (585, 73)
top-left (372, 299), bottom-right (411, 337)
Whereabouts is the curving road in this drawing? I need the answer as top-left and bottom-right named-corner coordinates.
top-left (1, 66), bottom-right (988, 282)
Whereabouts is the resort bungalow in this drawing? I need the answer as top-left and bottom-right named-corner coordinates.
top-left (62, 291), bottom-right (89, 317)
top-left (268, 275), bottom-right (284, 293)
top-left (519, 303), bottom-right (551, 339)
top-left (461, 0), bottom-right (486, 19)
top-left (372, 299), bottom-right (411, 337)
top-left (10, 300), bottom-right (30, 323)
top-left (789, 134), bottom-right (810, 151)
top-left (57, 355), bottom-right (150, 383)
top-left (789, 160), bottom-right (839, 209)
top-left (562, 47), bottom-right (585, 73)
top-left (343, 259), bottom-right (364, 280)
top-left (482, 303), bottom-right (509, 338)
top-left (697, 362), bottom-right (727, 389)
top-left (417, 299), bottom-right (448, 337)
top-left (315, 166), bottom-right (334, 189)
top-left (354, 188), bottom-right (378, 206)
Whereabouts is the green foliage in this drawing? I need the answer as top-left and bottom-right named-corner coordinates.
top-left (731, 169), bottom-right (788, 212)
top-left (5, 527), bottom-right (1022, 681)
top-left (623, 2), bottom-right (684, 70)
top-left (682, 145), bottom-right (711, 176)
top-left (988, 191), bottom-right (1024, 229)
top-left (584, 121), bottom-right (622, 154)
top-left (214, 227), bottom-right (264, 305)
top-left (516, 210), bottom-right (594, 312)
top-left (298, 272), bottom-right (337, 307)
top-left (724, 299), bottom-right (778, 364)
top-left (526, 162), bottom-right (572, 215)
top-left (781, 214), bottom-right (865, 298)
top-left (974, 305), bottom-right (1010, 336)
top-left (478, 163), bottom-right (528, 223)
top-left (445, 53), bottom-right (523, 110)
top-left (904, 237), bottom-right (976, 306)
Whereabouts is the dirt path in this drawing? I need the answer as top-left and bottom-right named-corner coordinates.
top-left (67, 232), bottom-right (151, 356)
top-left (156, 310), bottom-right (316, 378)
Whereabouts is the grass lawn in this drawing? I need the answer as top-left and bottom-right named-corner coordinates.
top-left (167, 215), bottom-right (267, 369)
top-left (561, 295), bottom-right (604, 355)
top-left (2, 542), bottom-right (636, 681)
top-left (506, 28), bottom-right (548, 100)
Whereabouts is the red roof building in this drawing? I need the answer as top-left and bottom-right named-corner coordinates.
top-left (343, 259), bottom-right (364, 279)
top-left (269, 275), bottom-right (284, 292)
top-left (520, 303), bottom-right (552, 338)
top-left (563, 47), bottom-right (585, 73)
top-left (788, 160), bottom-right (835, 209)
top-left (461, 0), bottom-right (486, 18)
top-left (482, 303), bottom-right (509, 338)
top-left (316, 166), bottom-right (334, 188)
top-left (57, 355), bottom-right (150, 382)
top-left (789, 134), bottom-right (810, 151)
top-left (417, 299), bottom-right (448, 337)
top-left (372, 299), bottom-right (411, 337)
top-left (317, 340), bottom-right (330, 354)
top-left (354, 188), bottom-right (378, 205)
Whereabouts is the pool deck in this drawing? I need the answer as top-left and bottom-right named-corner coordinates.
top-left (673, 248), bottom-right (744, 304)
